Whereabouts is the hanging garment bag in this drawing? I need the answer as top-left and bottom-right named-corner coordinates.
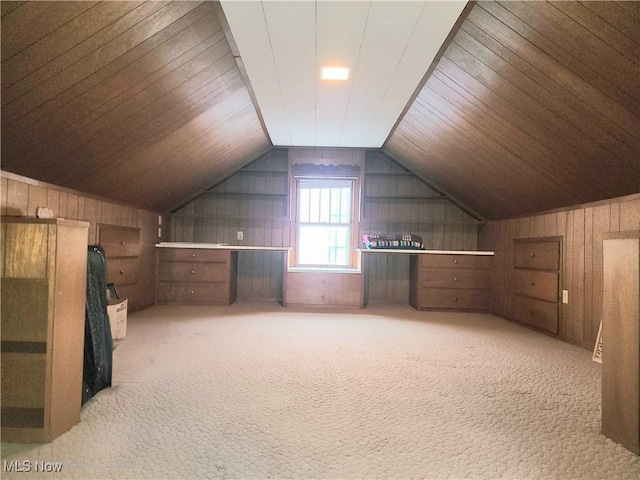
top-left (83, 245), bottom-right (113, 404)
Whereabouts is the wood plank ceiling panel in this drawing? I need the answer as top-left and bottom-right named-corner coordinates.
top-left (385, 1), bottom-right (640, 221)
top-left (1, 1), bottom-right (270, 212)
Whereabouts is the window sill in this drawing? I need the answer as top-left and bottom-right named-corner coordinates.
top-left (287, 266), bottom-right (361, 274)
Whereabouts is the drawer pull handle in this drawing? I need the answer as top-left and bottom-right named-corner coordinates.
top-left (121, 241), bottom-right (125, 245)
top-left (191, 254), bottom-right (196, 258)
top-left (119, 270), bottom-right (124, 274)
top-left (453, 297), bottom-right (458, 302)
top-left (530, 252), bottom-right (535, 257)
top-left (191, 270), bottom-right (195, 274)
top-left (453, 277), bottom-right (458, 281)
top-left (453, 259), bottom-right (458, 264)
top-left (530, 281), bottom-right (535, 286)
top-left (190, 290), bottom-right (195, 294)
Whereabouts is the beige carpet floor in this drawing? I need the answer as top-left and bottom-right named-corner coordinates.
top-left (2, 302), bottom-right (639, 479)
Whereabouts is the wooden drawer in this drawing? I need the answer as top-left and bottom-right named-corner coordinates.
top-left (106, 257), bottom-right (139, 286)
top-left (512, 295), bottom-right (559, 334)
top-left (157, 248), bottom-right (229, 263)
top-left (419, 254), bottom-right (491, 270)
top-left (421, 269), bottom-right (490, 289)
top-left (418, 288), bottom-right (489, 310)
top-left (514, 240), bottom-right (560, 270)
top-left (514, 270), bottom-right (558, 302)
top-left (285, 288), bottom-right (362, 307)
top-left (286, 271), bottom-right (361, 291)
top-left (99, 225), bottom-right (140, 257)
top-left (158, 262), bottom-right (229, 282)
top-left (157, 282), bottom-right (229, 304)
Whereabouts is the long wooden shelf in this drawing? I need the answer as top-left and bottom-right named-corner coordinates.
top-left (365, 172), bottom-right (413, 177)
top-left (203, 192), bottom-right (287, 197)
top-left (363, 195), bottom-right (443, 200)
top-left (169, 213), bottom-right (289, 221)
top-left (235, 169), bottom-right (288, 175)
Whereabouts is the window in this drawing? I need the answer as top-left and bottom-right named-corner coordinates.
top-left (295, 178), bottom-right (355, 267)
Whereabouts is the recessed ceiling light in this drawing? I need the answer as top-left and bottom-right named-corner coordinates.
top-left (321, 67), bottom-right (349, 81)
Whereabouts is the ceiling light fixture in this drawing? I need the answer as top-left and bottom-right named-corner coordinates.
top-left (321, 67), bottom-right (349, 81)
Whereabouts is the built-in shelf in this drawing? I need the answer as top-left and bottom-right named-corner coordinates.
top-left (169, 213), bottom-right (289, 221)
top-left (203, 192), bottom-right (287, 197)
top-left (363, 195), bottom-right (443, 201)
top-left (236, 169), bottom-right (288, 175)
top-left (365, 172), bottom-right (413, 177)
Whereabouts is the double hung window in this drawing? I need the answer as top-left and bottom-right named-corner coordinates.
top-left (295, 178), bottom-right (354, 267)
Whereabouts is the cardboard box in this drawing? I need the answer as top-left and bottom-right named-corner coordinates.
top-left (107, 298), bottom-right (127, 341)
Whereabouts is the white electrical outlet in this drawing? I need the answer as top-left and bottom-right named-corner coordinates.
top-left (562, 290), bottom-right (569, 304)
top-left (237, 231), bottom-right (243, 241)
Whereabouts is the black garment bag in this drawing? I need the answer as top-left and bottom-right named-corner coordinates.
top-left (83, 245), bottom-right (113, 404)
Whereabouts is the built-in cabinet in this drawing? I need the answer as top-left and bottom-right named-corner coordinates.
top-left (602, 231), bottom-right (639, 455)
top-left (512, 237), bottom-right (562, 334)
top-left (1, 217), bottom-right (88, 443)
top-left (409, 254), bottom-right (491, 311)
top-left (284, 271), bottom-right (363, 308)
top-left (99, 225), bottom-right (141, 301)
top-left (157, 248), bottom-right (238, 305)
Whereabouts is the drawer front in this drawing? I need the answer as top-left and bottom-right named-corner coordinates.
top-left (157, 248), bottom-right (229, 263)
top-left (514, 270), bottom-right (558, 302)
top-left (106, 257), bottom-right (139, 286)
top-left (286, 272), bottom-right (362, 291)
top-left (99, 226), bottom-right (140, 257)
top-left (514, 240), bottom-right (560, 270)
top-left (419, 288), bottom-right (489, 310)
top-left (513, 295), bottom-right (559, 334)
top-left (157, 282), bottom-right (228, 304)
top-left (419, 254), bottom-right (491, 270)
top-left (158, 262), bottom-right (229, 282)
top-left (285, 288), bottom-right (362, 307)
top-left (421, 269), bottom-right (490, 289)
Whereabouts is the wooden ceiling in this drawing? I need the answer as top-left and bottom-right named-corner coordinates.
top-left (1, 1), bottom-right (270, 212)
top-left (1, 1), bottom-right (639, 220)
top-left (385, 1), bottom-right (640, 220)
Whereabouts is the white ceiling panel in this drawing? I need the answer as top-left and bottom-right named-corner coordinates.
top-left (220, 0), bottom-right (467, 148)
top-left (316, 1), bottom-right (370, 24)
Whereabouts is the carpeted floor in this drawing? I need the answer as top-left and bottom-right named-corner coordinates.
top-left (2, 302), bottom-right (639, 479)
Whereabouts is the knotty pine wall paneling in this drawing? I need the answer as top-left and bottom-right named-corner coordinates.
top-left (479, 194), bottom-right (640, 350)
top-left (1, 171), bottom-right (163, 312)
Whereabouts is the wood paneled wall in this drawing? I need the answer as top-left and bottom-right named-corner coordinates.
top-left (361, 151), bottom-right (479, 304)
top-left (1, 171), bottom-right (162, 311)
top-left (479, 194), bottom-right (640, 349)
top-left (170, 148), bottom-right (480, 303)
top-left (170, 149), bottom-right (289, 301)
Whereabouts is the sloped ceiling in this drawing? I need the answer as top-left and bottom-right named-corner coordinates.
top-left (1, 1), bottom-right (271, 212)
top-left (1, 1), bottom-right (639, 220)
top-left (385, 0), bottom-right (640, 220)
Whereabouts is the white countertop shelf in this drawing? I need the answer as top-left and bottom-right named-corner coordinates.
top-left (156, 242), bottom-right (290, 251)
top-left (357, 248), bottom-right (494, 255)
